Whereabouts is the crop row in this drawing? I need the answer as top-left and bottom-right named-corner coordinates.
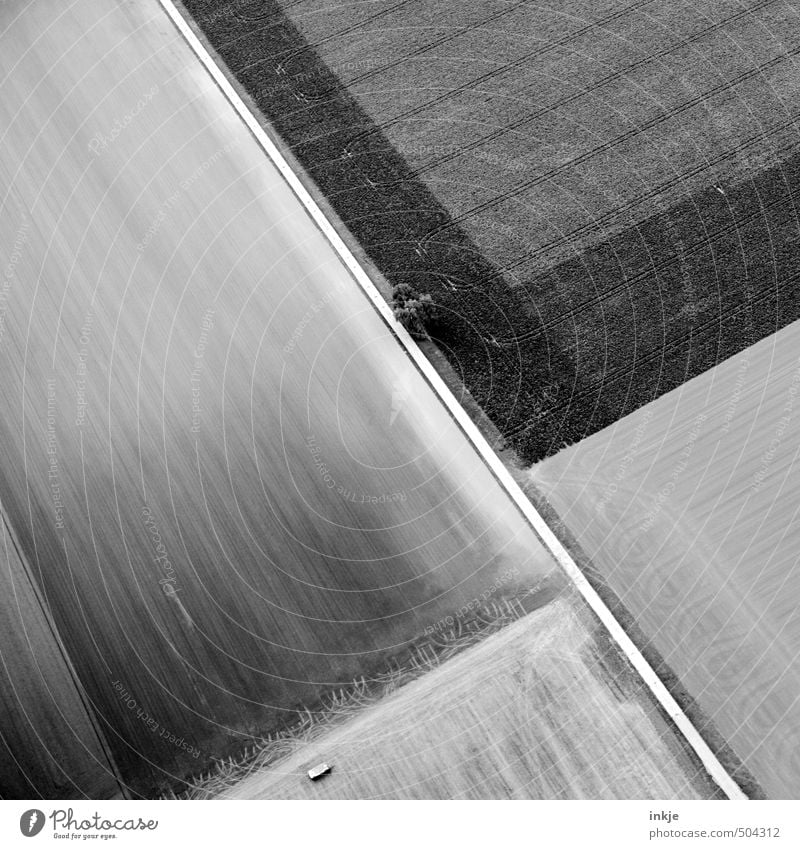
top-left (186, 0), bottom-right (800, 463)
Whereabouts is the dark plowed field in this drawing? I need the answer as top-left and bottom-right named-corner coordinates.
top-left (184, 0), bottom-right (800, 461)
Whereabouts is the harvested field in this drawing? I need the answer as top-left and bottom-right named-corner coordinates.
top-left (206, 597), bottom-right (720, 800)
top-left (184, 0), bottom-right (800, 461)
top-left (531, 320), bottom-right (800, 798)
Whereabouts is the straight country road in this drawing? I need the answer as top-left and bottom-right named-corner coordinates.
top-left (0, 0), bottom-right (560, 794)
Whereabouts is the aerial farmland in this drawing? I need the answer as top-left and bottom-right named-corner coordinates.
top-left (0, 0), bottom-right (567, 796)
top-left (0, 0), bottom-right (717, 801)
top-left (185, 0), bottom-right (800, 461)
top-left (1, 0), bottom-right (798, 817)
top-left (202, 598), bottom-right (719, 800)
top-left (532, 320), bottom-right (800, 798)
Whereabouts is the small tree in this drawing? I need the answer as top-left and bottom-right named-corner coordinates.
top-left (392, 283), bottom-right (437, 338)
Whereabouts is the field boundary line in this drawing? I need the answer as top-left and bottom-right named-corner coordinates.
top-left (158, 0), bottom-right (747, 801)
top-left (0, 499), bottom-right (129, 798)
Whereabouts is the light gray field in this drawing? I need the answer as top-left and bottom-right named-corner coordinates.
top-left (213, 597), bottom-right (716, 800)
top-left (532, 320), bottom-right (800, 798)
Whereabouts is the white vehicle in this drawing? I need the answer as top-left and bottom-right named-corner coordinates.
top-left (307, 762), bottom-right (333, 781)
